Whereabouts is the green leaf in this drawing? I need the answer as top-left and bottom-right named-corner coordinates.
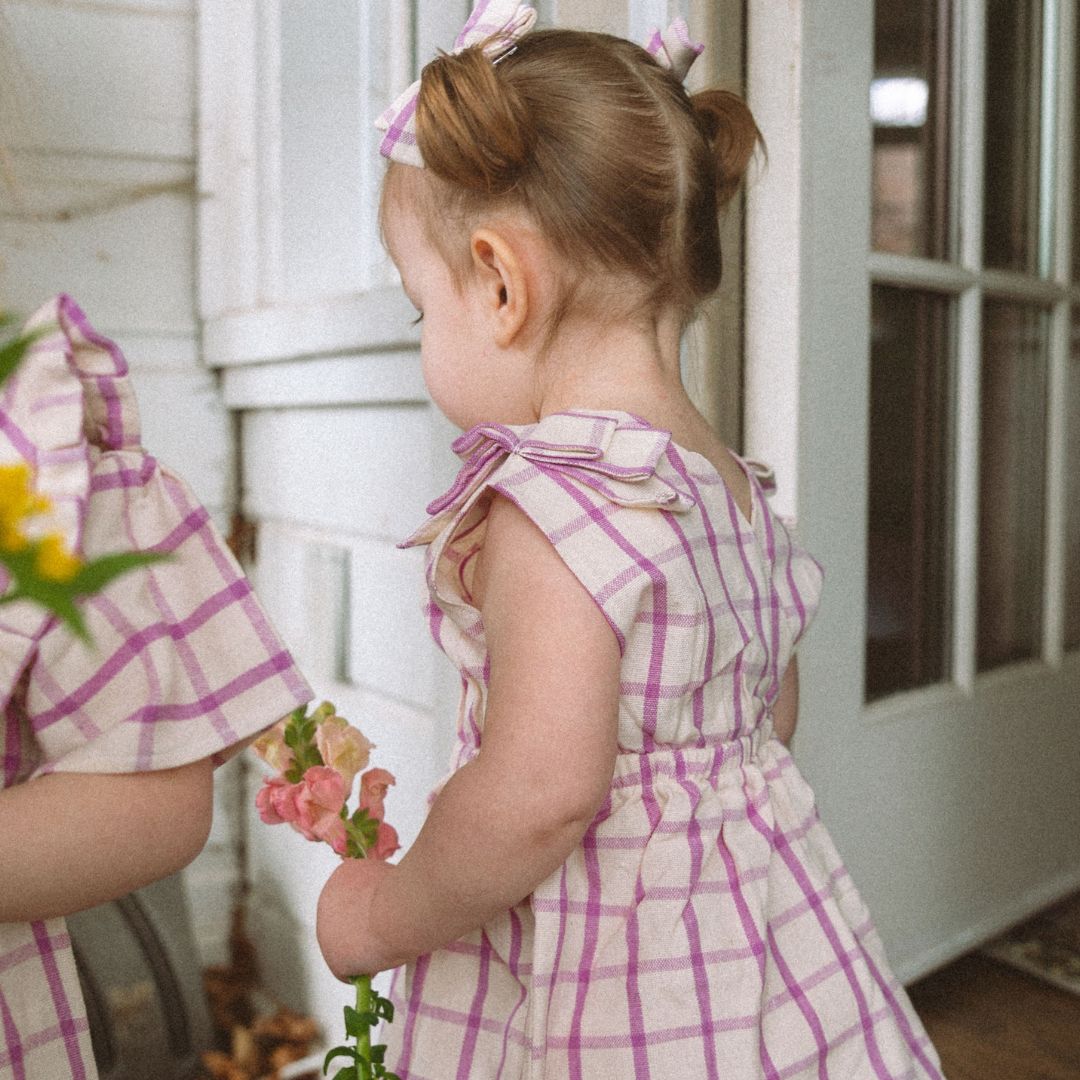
top-left (374, 997), bottom-right (395, 1022)
top-left (344, 1005), bottom-right (365, 1038)
top-left (1, 546), bottom-right (172, 642)
top-left (369, 1044), bottom-right (387, 1064)
top-left (68, 551), bottom-right (170, 595)
top-left (0, 324), bottom-right (53, 386)
top-left (323, 1045), bottom-right (357, 1073)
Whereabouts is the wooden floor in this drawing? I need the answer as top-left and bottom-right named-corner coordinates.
top-left (907, 951), bottom-right (1080, 1080)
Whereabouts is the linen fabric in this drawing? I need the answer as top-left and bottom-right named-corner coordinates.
top-left (0, 296), bottom-right (312, 1080)
top-left (376, 0), bottom-right (538, 167)
top-left (389, 410), bottom-right (942, 1079)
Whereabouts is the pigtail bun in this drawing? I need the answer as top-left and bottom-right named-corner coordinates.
top-left (691, 89), bottom-right (763, 209)
top-left (416, 45), bottom-right (536, 195)
top-left (399, 29), bottom-right (763, 318)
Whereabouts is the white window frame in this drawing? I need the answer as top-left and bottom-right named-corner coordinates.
top-left (746, 0), bottom-right (1079, 717)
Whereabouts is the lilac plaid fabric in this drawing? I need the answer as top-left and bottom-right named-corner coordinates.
top-left (375, 0), bottom-right (538, 167)
top-left (391, 411), bottom-right (942, 1079)
top-left (0, 296), bottom-right (312, 1080)
top-left (644, 17), bottom-right (705, 82)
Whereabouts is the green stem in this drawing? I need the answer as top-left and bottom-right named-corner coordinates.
top-left (354, 974), bottom-right (372, 1079)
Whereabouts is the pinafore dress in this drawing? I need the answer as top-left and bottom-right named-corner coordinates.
top-left (388, 409), bottom-right (942, 1080)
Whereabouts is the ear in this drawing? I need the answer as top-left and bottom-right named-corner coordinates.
top-left (469, 228), bottom-right (529, 348)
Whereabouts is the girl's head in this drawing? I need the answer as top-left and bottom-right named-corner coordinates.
top-left (381, 23), bottom-right (761, 330)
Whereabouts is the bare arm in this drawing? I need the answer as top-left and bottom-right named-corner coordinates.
top-left (0, 757), bottom-right (214, 923)
top-left (317, 496), bottom-right (621, 978)
top-left (772, 655), bottom-right (799, 747)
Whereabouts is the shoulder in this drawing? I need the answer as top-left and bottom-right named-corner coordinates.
top-left (476, 491), bottom-right (622, 700)
top-left (476, 491), bottom-right (616, 648)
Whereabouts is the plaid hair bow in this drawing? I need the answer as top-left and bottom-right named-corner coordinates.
top-left (376, 4), bottom-right (705, 169)
top-left (644, 17), bottom-right (705, 82)
top-left (375, 0), bottom-right (538, 167)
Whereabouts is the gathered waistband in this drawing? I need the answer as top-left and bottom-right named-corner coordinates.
top-left (610, 723), bottom-right (776, 789)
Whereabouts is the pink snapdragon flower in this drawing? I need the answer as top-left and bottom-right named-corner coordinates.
top-left (253, 704), bottom-right (398, 860)
top-left (255, 765), bottom-right (348, 845)
top-left (371, 820), bottom-right (400, 860)
top-left (359, 767), bottom-right (395, 821)
top-left (251, 722), bottom-right (295, 774)
top-left (251, 702), bottom-right (399, 1078)
top-left (316, 714), bottom-right (373, 793)
top-left (255, 774), bottom-right (304, 826)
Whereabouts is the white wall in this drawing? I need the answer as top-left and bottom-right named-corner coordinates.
top-left (0, 0), bottom-right (241, 966)
top-left (0, 0), bottom-right (227, 513)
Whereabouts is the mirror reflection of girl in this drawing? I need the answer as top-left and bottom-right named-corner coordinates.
top-left (1, 296), bottom-right (312, 1079)
top-left (318, 4), bottom-right (944, 1077)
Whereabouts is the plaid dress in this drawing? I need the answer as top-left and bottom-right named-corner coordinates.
top-left (390, 410), bottom-right (942, 1079)
top-left (0, 296), bottom-right (312, 1080)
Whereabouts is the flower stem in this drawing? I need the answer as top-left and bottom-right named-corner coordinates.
top-left (354, 974), bottom-right (372, 1079)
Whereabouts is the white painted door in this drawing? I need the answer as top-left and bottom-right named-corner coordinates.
top-left (745, 0), bottom-right (1080, 981)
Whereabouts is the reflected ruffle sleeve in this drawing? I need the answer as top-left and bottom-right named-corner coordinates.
top-left (0, 296), bottom-right (312, 781)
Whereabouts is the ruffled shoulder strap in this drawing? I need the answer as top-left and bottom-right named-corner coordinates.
top-left (0, 295), bottom-right (116, 676)
top-left (400, 411), bottom-right (696, 649)
top-left (402, 410), bottom-right (694, 550)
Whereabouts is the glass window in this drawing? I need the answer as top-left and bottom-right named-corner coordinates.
top-left (983, 0), bottom-right (1044, 274)
top-left (867, 286), bottom-right (953, 699)
top-left (1067, 313), bottom-right (1080, 650)
top-left (871, 0), bottom-right (951, 258)
top-left (977, 301), bottom-right (1048, 669)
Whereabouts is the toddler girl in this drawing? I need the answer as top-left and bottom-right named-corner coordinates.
top-left (316, 4), bottom-right (944, 1077)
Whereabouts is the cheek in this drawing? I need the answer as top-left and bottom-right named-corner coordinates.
top-left (419, 340), bottom-right (469, 428)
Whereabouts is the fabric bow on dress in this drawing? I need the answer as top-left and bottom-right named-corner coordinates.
top-left (401, 410), bottom-right (695, 557)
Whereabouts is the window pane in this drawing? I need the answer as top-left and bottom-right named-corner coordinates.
top-left (1067, 312), bottom-right (1080, 650)
top-left (978, 302), bottom-right (1048, 669)
top-left (871, 0), bottom-right (951, 258)
top-left (867, 286), bottom-right (952, 700)
top-left (983, 0), bottom-right (1043, 274)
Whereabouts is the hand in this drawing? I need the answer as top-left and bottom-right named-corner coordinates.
top-left (317, 857), bottom-right (400, 980)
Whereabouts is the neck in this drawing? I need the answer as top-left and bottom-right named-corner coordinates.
top-left (532, 305), bottom-right (691, 421)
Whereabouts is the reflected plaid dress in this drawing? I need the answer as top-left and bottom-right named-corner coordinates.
top-left (389, 410), bottom-right (942, 1080)
top-left (0, 297), bottom-right (312, 1080)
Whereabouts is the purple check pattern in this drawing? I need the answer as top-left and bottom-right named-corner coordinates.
top-left (375, 0), bottom-right (538, 167)
top-left (1, 296), bottom-right (312, 1080)
top-left (391, 411), bottom-right (942, 1078)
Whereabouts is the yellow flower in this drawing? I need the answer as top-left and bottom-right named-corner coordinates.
top-left (34, 533), bottom-right (82, 582)
top-left (0, 463), bottom-right (53, 552)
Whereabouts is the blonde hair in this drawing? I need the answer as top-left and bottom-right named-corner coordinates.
top-left (386, 28), bottom-right (761, 322)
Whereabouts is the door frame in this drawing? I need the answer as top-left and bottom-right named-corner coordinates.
top-left (744, 0), bottom-right (1080, 981)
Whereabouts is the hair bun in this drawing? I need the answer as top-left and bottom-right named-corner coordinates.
top-left (416, 46), bottom-right (536, 195)
top-left (690, 89), bottom-right (762, 207)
